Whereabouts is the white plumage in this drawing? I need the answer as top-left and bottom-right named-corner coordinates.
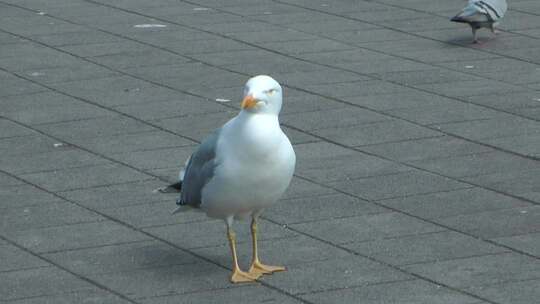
top-left (451, 0), bottom-right (508, 43)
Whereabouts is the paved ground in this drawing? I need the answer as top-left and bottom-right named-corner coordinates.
top-left (1, 0), bottom-right (540, 303)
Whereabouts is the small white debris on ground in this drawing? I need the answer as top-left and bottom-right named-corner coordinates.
top-left (465, 65), bottom-right (475, 69)
top-left (28, 72), bottom-right (44, 77)
top-left (193, 7), bottom-right (210, 11)
top-left (37, 11), bottom-right (46, 15)
top-left (53, 143), bottom-right (64, 148)
top-left (133, 24), bottom-right (167, 28)
top-left (215, 98), bottom-right (230, 102)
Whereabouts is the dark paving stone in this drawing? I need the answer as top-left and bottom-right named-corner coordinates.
top-left (263, 255), bottom-right (411, 295)
top-left (265, 192), bottom-right (387, 225)
top-left (0, 244), bottom-right (49, 272)
top-left (463, 169), bottom-right (540, 203)
top-left (290, 212), bottom-right (445, 245)
top-left (0, 267), bottom-right (93, 301)
top-left (378, 187), bottom-right (531, 220)
top-left (102, 201), bottom-right (210, 228)
top-left (345, 230), bottom-right (506, 266)
top-left (465, 279), bottom-right (540, 304)
top-left (43, 240), bottom-right (198, 275)
top-left (0, 184), bottom-right (63, 209)
top-left (89, 262), bottom-right (231, 299)
top-left (4, 288), bottom-right (133, 304)
top-left (328, 170), bottom-right (469, 201)
top-left (4, 220), bottom-right (151, 253)
top-left (436, 206), bottom-right (540, 239)
top-left (144, 219), bottom-right (297, 249)
top-left (315, 119), bottom-right (440, 147)
top-left (0, 148), bottom-right (110, 175)
top-left (301, 279), bottom-right (481, 304)
top-left (141, 285), bottom-right (303, 304)
top-left (492, 232), bottom-right (540, 257)
top-left (408, 151), bottom-right (540, 178)
top-left (194, 235), bottom-right (351, 270)
top-left (0, 201), bottom-right (102, 232)
top-left (19, 163), bottom-right (152, 192)
top-left (404, 252), bottom-right (540, 289)
top-left (360, 136), bottom-right (491, 162)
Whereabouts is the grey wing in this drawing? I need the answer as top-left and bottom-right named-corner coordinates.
top-left (452, 2), bottom-right (490, 23)
top-left (178, 128), bottom-right (221, 207)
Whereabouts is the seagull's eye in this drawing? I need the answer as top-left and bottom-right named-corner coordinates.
top-left (267, 89), bottom-right (277, 95)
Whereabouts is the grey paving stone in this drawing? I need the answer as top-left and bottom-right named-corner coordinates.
top-left (4, 288), bottom-right (133, 304)
top-left (436, 206), bottom-right (540, 239)
top-left (435, 116), bottom-right (540, 141)
top-left (43, 240), bottom-right (198, 275)
top-left (280, 177), bottom-right (336, 201)
top-left (378, 187), bottom-right (531, 220)
top-left (465, 278), bottom-right (540, 304)
top-left (301, 279), bottom-right (481, 304)
top-left (145, 218), bottom-right (297, 250)
top-left (385, 103), bottom-right (504, 125)
top-left (69, 132), bottom-right (192, 158)
top-left (141, 285), bottom-right (303, 304)
top-left (263, 255), bottom-right (411, 295)
top-left (1, 91), bottom-right (116, 125)
top-left (4, 220), bottom-right (151, 253)
top-left (492, 232), bottom-right (540, 257)
top-left (19, 163), bottom-right (152, 192)
top-left (59, 41), bottom-right (152, 58)
top-left (194, 235), bottom-right (351, 270)
top-left (408, 151), bottom-right (540, 178)
top-left (0, 201), bottom-right (102, 232)
top-left (0, 267), bottom-right (94, 301)
top-left (89, 262), bottom-right (231, 299)
top-left (290, 212), bottom-right (445, 245)
top-left (463, 169), bottom-right (540, 203)
top-left (113, 98), bottom-right (228, 121)
top-left (404, 252), bottom-right (540, 289)
top-left (102, 201), bottom-right (210, 228)
top-left (315, 119), bottom-right (441, 147)
top-left (328, 170), bottom-right (469, 201)
top-left (0, 119), bottom-right (35, 139)
top-left (265, 192), bottom-right (387, 225)
top-left (109, 145), bottom-right (194, 171)
top-left (0, 244), bottom-right (49, 272)
top-left (0, 172), bottom-right (24, 187)
top-left (345, 230), bottom-right (506, 266)
top-left (0, 184), bottom-right (63, 209)
top-left (29, 30), bottom-right (124, 47)
top-left (360, 136), bottom-right (492, 162)
top-left (59, 179), bottom-right (165, 209)
top-left (281, 106), bottom-right (389, 131)
top-left (50, 76), bottom-right (182, 107)
top-left (35, 116), bottom-right (156, 140)
top-left (0, 148), bottom-right (110, 175)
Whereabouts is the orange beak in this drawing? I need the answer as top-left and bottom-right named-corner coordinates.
top-left (241, 94), bottom-right (258, 109)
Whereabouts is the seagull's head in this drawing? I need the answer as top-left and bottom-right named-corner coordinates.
top-left (241, 75), bottom-right (283, 115)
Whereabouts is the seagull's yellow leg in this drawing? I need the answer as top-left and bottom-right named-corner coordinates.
top-left (248, 218), bottom-right (286, 276)
top-left (227, 226), bottom-right (260, 283)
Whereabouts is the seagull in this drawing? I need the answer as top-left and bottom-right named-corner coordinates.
top-left (163, 75), bottom-right (296, 283)
top-left (451, 0), bottom-right (507, 43)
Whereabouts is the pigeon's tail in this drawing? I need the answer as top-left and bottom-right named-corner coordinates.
top-left (154, 181), bottom-right (182, 193)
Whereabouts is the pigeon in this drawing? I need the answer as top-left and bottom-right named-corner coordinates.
top-left (164, 75), bottom-right (296, 283)
top-left (451, 0), bottom-right (508, 43)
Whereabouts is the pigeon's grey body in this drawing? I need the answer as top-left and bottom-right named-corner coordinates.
top-left (451, 0), bottom-right (508, 43)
